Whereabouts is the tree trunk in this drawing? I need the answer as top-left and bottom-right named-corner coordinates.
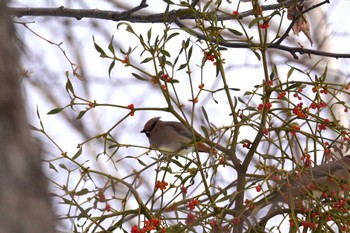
top-left (0, 1), bottom-right (55, 232)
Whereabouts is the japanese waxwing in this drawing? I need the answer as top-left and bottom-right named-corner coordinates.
top-left (140, 117), bottom-right (211, 155)
top-left (272, 155), bottom-right (350, 204)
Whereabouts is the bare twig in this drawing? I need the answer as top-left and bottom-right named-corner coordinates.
top-left (17, 22), bottom-right (85, 80)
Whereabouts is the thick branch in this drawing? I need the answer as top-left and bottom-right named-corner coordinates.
top-left (9, 0), bottom-right (300, 22)
top-left (9, 6), bottom-right (173, 22)
top-left (11, 0), bottom-right (348, 60)
top-left (0, 1), bottom-right (55, 232)
top-left (10, 1), bottom-right (149, 21)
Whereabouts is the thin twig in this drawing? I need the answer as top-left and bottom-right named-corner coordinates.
top-left (17, 22), bottom-right (85, 80)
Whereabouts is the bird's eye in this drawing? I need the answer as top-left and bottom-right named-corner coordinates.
top-left (145, 132), bottom-right (150, 138)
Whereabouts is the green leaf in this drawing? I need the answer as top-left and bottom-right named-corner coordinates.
top-left (271, 64), bottom-right (278, 80)
top-left (108, 35), bottom-right (115, 55)
top-left (174, 174), bottom-right (184, 182)
top-left (117, 22), bottom-right (135, 34)
top-left (159, 56), bottom-right (166, 67)
top-left (182, 38), bottom-right (190, 49)
top-left (62, 198), bottom-right (73, 205)
top-left (107, 218), bottom-right (128, 232)
top-left (320, 65), bottom-right (328, 81)
top-left (72, 147), bottom-right (82, 160)
top-left (201, 106), bottom-right (209, 124)
top-left (139, 34), bottom-right (146, 48)
top-left (92, 36), bottom-right (106, 57)
top-left (36, 106), bottom-right (44, 130)
top-left (216, 192), bottom-right (231, 203)
top-left (49, 192), bottom-right (59, 197)
top-left (246, 106), bottom-right (257, 111)
top-left (206, 11), bottom-right (217, 22)
top-left (248, 17), bottom-right (263, 28)
top-left (206, 26), bottom-right (221, 32)
top-left (165, 60), bottom-right (173, 67)
top-left (131, 73), bottom-right (147, 81)
top-left (59, 163), bottom-right (68, 171)
top-left (166, 79), bottom-right (179, 84)
top-left (75, 188), bottom-right (89, 196)
top-left (270, 10), bottom-right (281, 18)
top-left (251, 49), bottom-right (261, 61)
top-left (147, 28), bottom-right (152, 42)
top-left (216, 63), bottom-right (220, 77)
top-left (77, 207), bottom-right (92, 219)
top-left (160, 166), bottom-right (172, 173)
top-left (65, 77), bottom-right (75, 95)
top-left (182, 174), bottom-right (195, 184)
top-left (163, 3), bottom-right (170, 23)
top-left (175, 9), bottom-right (192, 18)
top-left (29, 124), bottom-right (41, 132)
top-left (137, 158), bottom-right (146, 166)
top-left (77, 110), bottom-right (87, 120)
top-left (173, 56), bottom-right (180, 67)
top-left (49, 162), bottom-right (58, 173)
top-left (166, 32), bottom-right (179, 42)
top-left (177, 63), bottom-right (187, 71)
top-left (188, 46), bottom-right (193, 59)
top-left (227, 28), bottom-right (243, 36)
top-left (286, 82), bottom-right (302, 90)
top-left (181, 28), bottom-right (197, 37)
top-left (238, 97), bottom-right (246, 104)
top-left (201, 126), bottom-right (209, 138)
top-left (287, 67), bottom-right (294, 79)
top-left (218, 46), bottom-right (228, 51)
top-left (141, 57), bottom-right (154, 64)
top-left (211, 92), bottom-right (218, 104)
top-left (108, 60), bottom-right (115, 78)
top-left (202, 1), bottom-right (212, 12)
top-left (160, 49), bottom-right (171, 57)
top-left (171, 159), bottom-right (184, 168)
top-left (214, 0), bottom-right (222, 7)
top-left (47, 108), bottom-right (63, 115)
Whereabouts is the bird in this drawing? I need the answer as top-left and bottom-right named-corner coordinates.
top-left (140, 117), bottom-right (212, 155)
top-left (251, 155), bottom-right (350, 219)
top-left (266, 155), bottom-right (350, 206)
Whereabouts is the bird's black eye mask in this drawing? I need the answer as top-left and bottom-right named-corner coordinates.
top-left (141, 118), bottom-right (159, 138)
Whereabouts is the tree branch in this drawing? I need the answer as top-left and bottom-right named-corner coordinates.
top-left (9, 0), bottom-right (301, 22)
top-left (10, 0), bottom-right (149, 21)
top-left (174, 17), bottom-right (350, 60)
top-left (273, 0), bottom-right (330, 46)
top-left (9, 0), bottom-right (350, 60)
top-left (269, 44), bottom-right (350, 59)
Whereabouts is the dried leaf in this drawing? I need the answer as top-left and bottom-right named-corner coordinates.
top-left (287, 5), bottom-right (313, 45)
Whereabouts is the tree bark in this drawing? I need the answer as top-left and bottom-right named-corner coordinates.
top-left (0, 1), bottom-right (55, 232)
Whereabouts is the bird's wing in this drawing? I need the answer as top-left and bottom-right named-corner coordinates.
top-left (165, 122), bottom-right (192, 139)
top-left (310, 161), bottom-right (346, 180)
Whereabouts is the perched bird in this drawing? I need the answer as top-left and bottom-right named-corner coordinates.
top-left (251, 155), bottom-right (350, 219)
top-left (140, 117), bottom-right (211, 155)
top-left (267, 155), bottom-right (350, 206)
